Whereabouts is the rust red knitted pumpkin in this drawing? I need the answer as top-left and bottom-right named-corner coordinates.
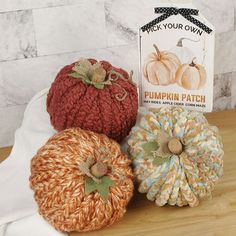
top-left (47, 58), bottom-right (138, 142)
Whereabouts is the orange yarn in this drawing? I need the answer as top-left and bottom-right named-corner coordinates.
top-left (30, 128), bottom-right (134, 232)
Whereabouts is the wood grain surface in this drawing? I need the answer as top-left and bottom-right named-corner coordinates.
top-left (1, 109), bottom-right (236, 236)
top-left (0, 146), bottom-right (12, 163)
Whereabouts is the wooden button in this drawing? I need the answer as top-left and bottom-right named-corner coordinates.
top-left (168, 138), bottom-right (183, 155)
top-left (90, 162), bottom-right (108, 178)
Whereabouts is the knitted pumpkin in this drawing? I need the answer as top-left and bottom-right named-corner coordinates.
top-left (30, 128), bottom-right (134, 232)
top-left (47, 59), bottom-right (138, 142)
top-left (128, 107), bottom-right (224, 207)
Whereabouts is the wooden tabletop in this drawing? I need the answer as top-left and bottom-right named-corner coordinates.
top-left (0, 146), bottom-right (12, 163)
top-left (1, 109), bottom-right (236, 236)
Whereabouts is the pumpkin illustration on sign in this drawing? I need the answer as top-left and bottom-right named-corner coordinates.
top-left (30, 128), bottom-right (134, 232)
top-left (176, 58), bottom-right (207, 90)
top-left (143, 44), bottom-right (181, 86)
top-left (47, 58), bottom-right (138, 142)
top-left (170, 37), bottom-right (199, 64)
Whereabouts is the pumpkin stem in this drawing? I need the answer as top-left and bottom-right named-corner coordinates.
top-left (90, 162), bottom-right (108, 178)
top-left (153, 44), bottom-right (161, 60)
top-left (79, 157), bottom-right (104, 184)
top-left (176, 37), bottom-right (200, 47)
top-left (190, 57), bottom-right (197, 67)
top-left (168, 138), bottom-right (183, 155)
top-left (91, 66), bottom-right (106, 83)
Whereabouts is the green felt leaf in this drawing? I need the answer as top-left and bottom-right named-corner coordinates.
top-left (85, 177), bottom-right (97, 193)
top-left (70, 72), bottom-right (90, 83)
top-left (85, 176), bottom-right (115, 201)
top-left (142, 141), bottom-right (159, 157)
top-left (74, 60), bottom-right (93, 74)
top-left (93, 83), bottom-right (105, 89)
top-left (83, 77), bottom-right (93, 85)
top-left (69, 59), bottom-right (130, 92)
top-left (74, 66), bottom-right (86, 74)
top-left (153, 156), bottom-right (170, 166)
top-left (69, 72), bottom-right (83, 79)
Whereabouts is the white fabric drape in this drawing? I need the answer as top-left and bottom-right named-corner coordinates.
top-left (0, 88), bottom-right (66, 236)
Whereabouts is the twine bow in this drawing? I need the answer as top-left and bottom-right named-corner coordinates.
top-left (141, 7), bottom-right (212, 34)
top-left (70, 59), bottom-right (135, 102)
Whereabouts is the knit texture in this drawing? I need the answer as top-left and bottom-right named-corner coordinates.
top-left (47, 59), bottom-right (138, 142)
top-left (128, 107), bottom-right (224, 207)
top-left (30, 128), bottom-right (134, 232)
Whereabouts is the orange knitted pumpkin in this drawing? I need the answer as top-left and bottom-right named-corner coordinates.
top-left (30, 128), bottom-right (134, 232)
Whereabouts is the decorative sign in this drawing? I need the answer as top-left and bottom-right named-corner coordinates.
top-left (139, 3), bottom-right (215, 112)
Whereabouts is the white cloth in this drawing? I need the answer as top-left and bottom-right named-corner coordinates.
top-left (0, 213), bottom-right (65, 236)
top-left (0, 88), bottom-right (66, 236)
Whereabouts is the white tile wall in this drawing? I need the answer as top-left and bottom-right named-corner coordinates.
top-left (213, 72), bottom-right (232, 111)
top-left (33, 1), bottom-right (106, 56)
top-left (193, 0), bottom-right (234, 33)
top-left (0, 67), bottom-right (6, 107)
top-left (0, 10), bottom-right (36, 61)
top-left (0, 0), bottom-right (236, 147)
top-left (0, 0), bottom-right (85, 13)
top-left (231, 72), bottom-right (236, 108)
top-left (105, 0), bottom-right (158, 46)
top-left (215, 31), bottom-right (236, 74)
top-left (0, 44), bottom-right (138, 108)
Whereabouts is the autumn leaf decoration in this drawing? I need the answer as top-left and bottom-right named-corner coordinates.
top-left (78, 156), bottom-right (115, 201)
top-left (141, 132), bottom-right (184, 166)
top-left (69, 59), bottom-right (135, 93)
top-left (70, 59), bottom-right (112, 89)
top-left (85, 176), bottom-right (115, 201)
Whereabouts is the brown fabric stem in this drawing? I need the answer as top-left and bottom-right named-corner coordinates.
top-left (78, 156), bottom-right (102, 184)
